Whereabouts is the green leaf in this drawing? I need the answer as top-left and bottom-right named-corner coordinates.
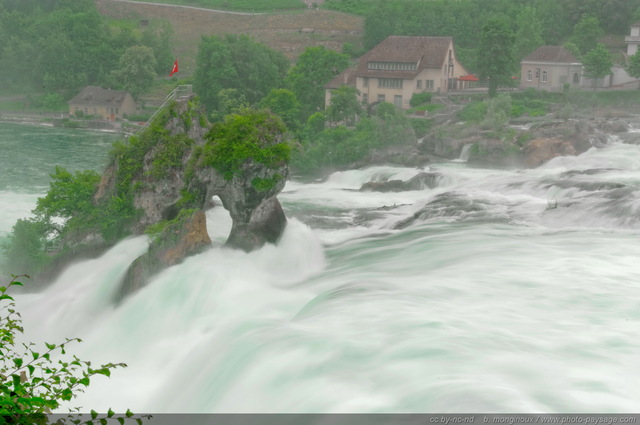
top-left (45, 342), bottom-right (56, 350)
top-left (32, 351), bottom-right (39, 361)
top-left (107, 408), bottom-right (115, 418)
top-left (117, 418), bottom-right (125, 425)
top-left (79, 377), bottom-right (90, 386)
top-left (91, 409), bottom-right (99, 420)
top-left (61, 388), bottom-right (73, 401)
top-left (126, 409), bottom-right (134, 418)
top-left (97, 368), bottom-right (111, 378)
top-left (136, 420), bottom-right (142, 425)
top-left (27, 365), bottom-right (35, 376)
top-left (100, 419), bottom-right (108, 425)
top-left (13, 358), bottom-right (23, 368)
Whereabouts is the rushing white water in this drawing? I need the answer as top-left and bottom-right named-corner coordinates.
top-left (3, 123), bottom-right (640, 413)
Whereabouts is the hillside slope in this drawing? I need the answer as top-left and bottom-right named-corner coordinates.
top-left (95, 0), bottom-right (363, 74)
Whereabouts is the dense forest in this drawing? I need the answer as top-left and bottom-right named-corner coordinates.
top-left (4, 0), bottom-right (640, 100)
top-left (0, 0), bottom-right (172, 99)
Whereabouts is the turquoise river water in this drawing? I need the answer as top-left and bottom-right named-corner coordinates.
top-left (1, 121), bottom-right (640, 413)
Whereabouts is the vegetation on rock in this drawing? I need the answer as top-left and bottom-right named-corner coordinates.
top-left (203, 109), bottom-right (291, 180)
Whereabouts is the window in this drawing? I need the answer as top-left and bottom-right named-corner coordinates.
top-left (426, 80), bottom-right (434, 90)
top-left (417, 80), bottom-right (422, 89)
top-left (542, 71), bottom-right (548, 83)
top-left (394, 95), bottom-right (402, 108)
top-left (377, 94), bottom-right (386, 102)
top-left (368, 61), bottom-right (417, 71)
top-left (362, 93), bottom-right (368, 104)
top-left (378, 78), bottom-right (403, 89)
top-left (527, 70), bottom-right (533, 81)
top-left (363, 77), bottom-right (369, 88)
top-left (573, 73), bottom-right (580, 83)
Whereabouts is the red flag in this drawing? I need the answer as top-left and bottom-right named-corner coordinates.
top-left (169, 59), bottom-right (179, 77)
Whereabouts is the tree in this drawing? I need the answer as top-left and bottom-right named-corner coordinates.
top-left (259, 88), bottom-right (302, 131)
top-left (569, 15), bottom-right (604, 55)
top-left (0, 276), bottom-right (150, 425)
top-left (194, 35), bottom-right (289, 114)
top-left (326, 85), bottom-right (362, 127)
top-left (563, 42), bottom-right (582, 60)
top-left (210, 88), bottom-right (249, 122)
top-left (533, 0), bottom-right (572, 44)
top-left (626, 52), bottom-right (640, 89)
top-left (140, 21), bottom-right (173, 75)
top-left (111, 46), bottom-right (157, 100)
top-left (41, 93), bottom-right (64, 113)
top-left (285, 46), bottom-right (350, 119)
top-left (582, 44), bottom-right (613, 90)
top-left (477, 16), bottom-right (516, 98)
top-left (513, 7), bottom-right (545, 61)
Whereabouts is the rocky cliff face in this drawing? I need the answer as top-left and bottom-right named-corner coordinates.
top-left (92, 95), bottom-right (290, 299)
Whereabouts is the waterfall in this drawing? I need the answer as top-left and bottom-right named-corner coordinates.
top-left (456, 143), bottom-right (473, 162)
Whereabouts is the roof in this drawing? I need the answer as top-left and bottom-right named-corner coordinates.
top-left (68, 86), bottom-right (133, 106)
top-left (354, 36), bottom-right (453, 78)
top-left (522, 46), bottom-right (580, 64)
top-left (325, 68), bottom-right (357, 89)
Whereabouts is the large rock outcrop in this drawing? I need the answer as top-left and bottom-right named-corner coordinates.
top-left (90, 95), bottom-right (290, 299)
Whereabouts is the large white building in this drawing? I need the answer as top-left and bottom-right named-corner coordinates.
top-left (325, 36), bottom-right (470, 110)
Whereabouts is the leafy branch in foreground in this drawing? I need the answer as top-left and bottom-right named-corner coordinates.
top-left (0, 275), bottom-right (150, 425)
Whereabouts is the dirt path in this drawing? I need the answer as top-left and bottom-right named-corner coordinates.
top-left (102, 0), bottom-right (261, 16)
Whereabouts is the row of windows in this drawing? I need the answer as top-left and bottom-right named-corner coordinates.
top-left (368, 61), bottom-right (417, 71)
top-left (362, 78), bottom-right (436, 90)
top-left (73, 107), bottom-right (119, 115)
top-left (378, 78), bottom-right (403, 88)
top-left (526, 69), bottom-right (580, 84)
top-left (416, 79), bottom-right (434, 89)
top-left (526, 69), bottom-right (548, 82)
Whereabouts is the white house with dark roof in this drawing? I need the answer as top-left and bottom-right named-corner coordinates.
top-left (68, 86), bottom-right (137, 120)
top-left (520, 46), bottom-right (582, 91)
top-left (325, 36), bottom-right (469, 110)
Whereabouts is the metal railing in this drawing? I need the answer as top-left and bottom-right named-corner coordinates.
top-left (137, 85), bottom-right (192, 134)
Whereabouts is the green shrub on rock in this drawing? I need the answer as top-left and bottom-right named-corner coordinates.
top-left (203, 109), bottom-right (291, 180)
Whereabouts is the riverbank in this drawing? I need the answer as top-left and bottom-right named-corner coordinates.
top-left (0, 111), bottom-right (141, 134)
